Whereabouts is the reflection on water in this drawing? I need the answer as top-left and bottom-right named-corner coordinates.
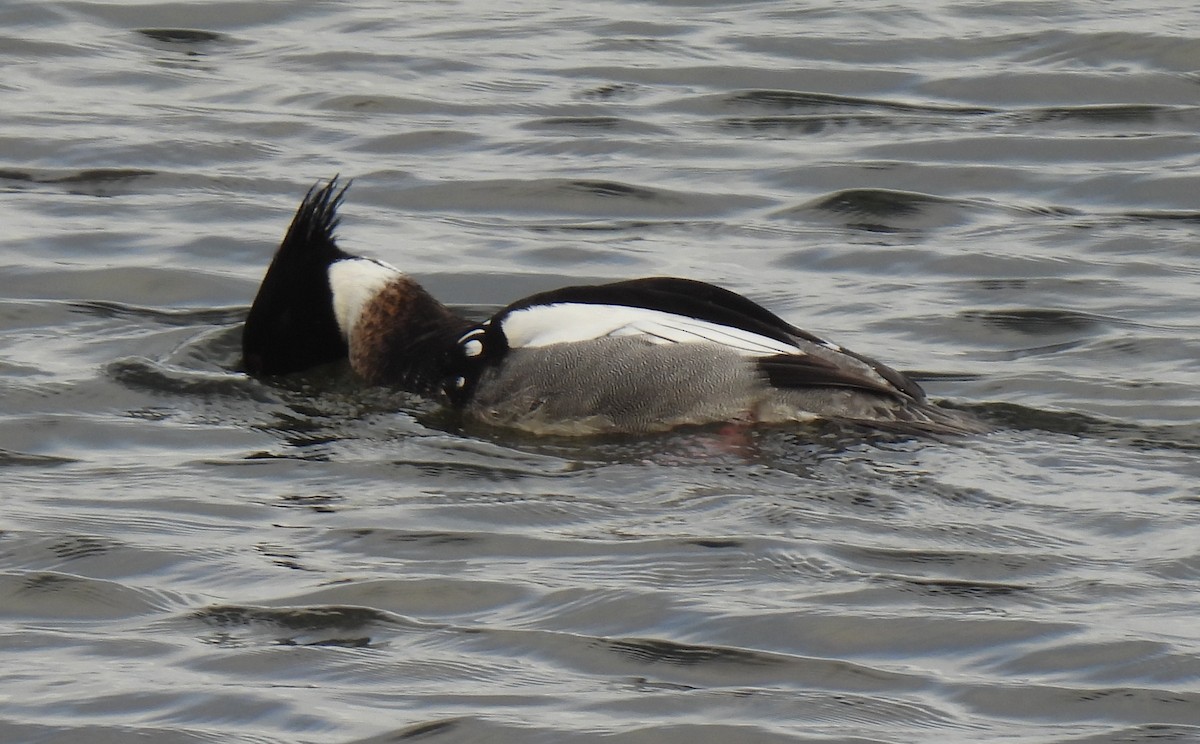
top-left (2, 0), bottom-right (1200, 742)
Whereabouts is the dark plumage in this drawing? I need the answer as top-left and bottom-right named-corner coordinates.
top-left (242, 178), bottom-right (985, 436)
top-left (242, 180), bottom-right (350, 376)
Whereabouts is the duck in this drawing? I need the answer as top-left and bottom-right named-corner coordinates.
top-left (242, 178), bottom-right (983, 436)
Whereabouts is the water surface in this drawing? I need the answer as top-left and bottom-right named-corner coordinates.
top-left (2, 1), bottom-right (1199, 742)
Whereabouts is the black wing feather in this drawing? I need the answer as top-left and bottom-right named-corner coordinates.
top-left (832, 347), bottom-right (926, 401)
top-left (496, 277), bottom-right (814, 348)
top-left (757, 354), bottom-right (909, 400)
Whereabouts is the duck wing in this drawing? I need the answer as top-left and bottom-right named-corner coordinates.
top-left (466, 277), bottom-right (924, 402)
top-left (494, 277), bottom-right (810, 349)
top-left (756, 353), bottom-right (911, 400)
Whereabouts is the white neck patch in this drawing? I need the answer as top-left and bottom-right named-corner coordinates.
top-left (328, 258), bottom-right (402, 340)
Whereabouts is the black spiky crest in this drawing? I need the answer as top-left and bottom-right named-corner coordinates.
top-left (242, 177), bottom-right (353, 376)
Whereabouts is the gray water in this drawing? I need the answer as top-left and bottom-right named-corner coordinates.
top-left (2, 1), bottom-right (1200, 742)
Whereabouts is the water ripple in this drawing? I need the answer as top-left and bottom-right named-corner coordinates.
top-left (2, 0), bottom-right (1199, 741)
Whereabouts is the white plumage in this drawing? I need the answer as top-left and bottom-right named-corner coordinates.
top-left (498, 303), bottom-right (804, 356)
top-left (328, 257), bottom-right (401, 341)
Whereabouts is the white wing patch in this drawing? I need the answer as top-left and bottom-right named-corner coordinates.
top-left (500, 303), bottom-right (801, 356)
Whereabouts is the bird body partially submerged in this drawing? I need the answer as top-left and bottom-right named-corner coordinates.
top-left (243, 179), bottom-right (984, 436)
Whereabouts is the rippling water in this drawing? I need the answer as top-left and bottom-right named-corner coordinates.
top-left (3, 1), bottom-right (1200, 742)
